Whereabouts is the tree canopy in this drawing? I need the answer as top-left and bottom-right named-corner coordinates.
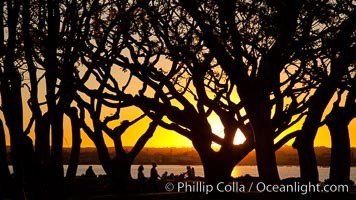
top-left (0, 0), bottom-right (355, 199)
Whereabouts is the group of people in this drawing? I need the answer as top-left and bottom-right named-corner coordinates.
top-left (137, 162), bottom-right (160, 192)
top-left (137, 163), bottom-right (196, 192)
top-left (159, 166), bottom-right (196, 180)
top-left (84, 163), bottom-right (196, 192)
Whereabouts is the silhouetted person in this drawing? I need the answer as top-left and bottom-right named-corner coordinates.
top-left (137, 165), bottom-right (146, 192)
top-left (85, 166), bottom-right (96, 178)
top-left (169, 173), bottom-right (175, 180)
top-left (149, 162), bottom-right (160, 192)
top-left (161, 171), bottom-right (168, 180)
top-left (186, 166), bottom-right (194, 180)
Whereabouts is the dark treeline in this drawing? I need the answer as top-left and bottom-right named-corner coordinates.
top-left (0, 0), bottom-right (355, 199)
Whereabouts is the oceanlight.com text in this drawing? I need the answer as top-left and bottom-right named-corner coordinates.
top-left (166, 181), bottom-right (349, 195)
top-left (255, 182), bottom-right (349, 195)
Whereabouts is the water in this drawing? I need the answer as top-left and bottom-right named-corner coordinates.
top-left (7, 164), bottom-right (356, 182)
top-left (64, 165), bottom-right (356, 182)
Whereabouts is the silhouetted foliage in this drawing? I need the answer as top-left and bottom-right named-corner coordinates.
top-left (324, 46), bottom-right (356, 185)
top-left (121, 0), bottom-right (325, 183)
top-left (0, 1), bottom-right (27, 199)
top-left (0, 0), bottom-right (355, 199)
top-left (71, 0), bottom-right (163, 188)
top-left (293, 0), bottom-right (356, 183)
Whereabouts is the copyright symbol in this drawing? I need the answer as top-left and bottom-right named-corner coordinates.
top-left (165, 182), bottom-right (174, 192)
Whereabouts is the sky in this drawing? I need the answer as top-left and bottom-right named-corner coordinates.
top-left (57, 106), bottom-right (356, 148)
top-left (2, 59), bottom-right (356, 149)
top-left (2, 77), bottom-right (356, 149)
top-left (2, 96), bottom-right (356, 149)
top-left (67, 86), bottom-right (356, 148)
top-left (61, 117), bottom-right (356, 148)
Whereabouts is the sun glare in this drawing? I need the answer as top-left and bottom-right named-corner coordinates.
top-left (233, 128), bottom-right (246, 145)
top-left (210, 120), bottom-right (247, 151)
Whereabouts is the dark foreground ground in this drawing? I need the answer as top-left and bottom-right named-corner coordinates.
top-left (2, 176), bottom-right (354, 200)
top-left (62, 177), bottom-right (356, 200)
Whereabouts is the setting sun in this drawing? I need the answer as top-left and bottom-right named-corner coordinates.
top-left (210, 120), bottom-right (247, 151)
top-left (233, 129), bottom-right (247, 145)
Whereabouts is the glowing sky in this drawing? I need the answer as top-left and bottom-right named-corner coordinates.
top-left (2, 65), bottom-right (356, 149)
top-left (2, 105), bottom-right (356, 149)
top-left (58, 110), bottom-right (356, 148)
top-left (2, 86), bottom-right (356, 149)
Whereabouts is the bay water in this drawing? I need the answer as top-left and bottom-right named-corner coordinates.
top-left (8, 164), bottom-right (356, 182)
top-left (66, 165), bottom-right (356, 182)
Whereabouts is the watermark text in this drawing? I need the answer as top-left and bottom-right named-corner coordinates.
top-left (164, 181), bottom-right (349, 195)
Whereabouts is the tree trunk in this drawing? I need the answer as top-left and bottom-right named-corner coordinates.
top-left (0, 120), bottom-right (11, 197)
top-left (9, 135), bottom-right (25, 200)
top-left (296, 140), bottom-right (319, 183)
top-left (66, 108), bottom-right (82, 178)
top-left (93, 136), bottom-right (114, 176)
top-left (247, 95), bottom-right (280, 183)
top-left (49, 111), bottom-right (64, 189)
top-left (198, 150), bottom-right (236, 185)
top-left (4, 98), bottom-right (26, 200)
top-left (93, 136), bottom-right (134, 187)
top-left (293, 82), bottom-right (336, 183)
top-left (294, 114), bottom-right (325, 183)
top-left (111, 156), bottom-right (133, 189)
top-left (193, 138), bottom-right (239, 185)
top-left (326, 107), bottom-right (351, 184)
top-left (2, 63), bottom-right (26, 200)
top-left (34, 118), bottom-right (48, 156)
top-left (0, 1), bottom-right (25, 198)
top-left (34, 113), bottom-right (51, 186)
top-left (254, 125), bottom-right (280, 183)
top-left (23, 136), bottom-right (41, 200)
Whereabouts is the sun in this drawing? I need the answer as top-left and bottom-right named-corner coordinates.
top-left (233, 128), bottom-right (246, 145)
top-left (210, 120), bottom-right (246, 151)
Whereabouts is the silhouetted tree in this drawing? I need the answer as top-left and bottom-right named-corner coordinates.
top-left (21, 2), bottom-right (52, 196)
top-left (75, 63), bottom-right (161, 186)
top-left (80, 0), bottom-right (334, 184)
top-left (293, 1), bottom-right (356, 183)
top-left (0, 120), bottom-right (11, 198)
top-left (0, 1), bottom-right (27, 199)
top-left (20, 0), bottom-right (93, 198)
top-left (2, 1), bottom-right (353, 199)
top-left (73, 0), bottom-right (162, 187)
top-left (75, 69), bottom-right (162, 186)
top-left (323, 57), bottom-right (356, 185)
top-left (124, 0), bottom-right (329, 183)
top-left (65, 107), bottom-right (82, 178)
top-left (19, 0), bottom-right (66, 196)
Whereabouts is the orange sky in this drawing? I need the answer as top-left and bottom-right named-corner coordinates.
top-left (58, 107), bottom-right (356, 148)
top-left (2, 85), bottom-right (356, 149)
top-left (2, 66), bottom-right (356, 149)
top-left (2, 101), bottom-right (356, 148)
top-left (60, 118), bottom-right (356, 148)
